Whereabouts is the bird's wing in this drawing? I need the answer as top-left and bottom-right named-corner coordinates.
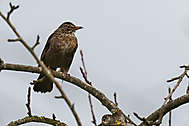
top-left (40, 32), bottom-right (55, 62)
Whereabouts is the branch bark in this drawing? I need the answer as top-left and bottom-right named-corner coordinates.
top-left (138, 94), bottom-right (189, 126)
top-left (7, 116), bottom-right (67, 126)
top-left (0, 61), bottom-right (119, 113)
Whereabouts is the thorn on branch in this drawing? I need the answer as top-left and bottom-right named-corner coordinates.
top-left (186, 83), bottom-right (189, 94)
top-left (8, 38), bottom-right (21, 42)
top-left (71, 104), bottom-right (75, 109)
top-left (31, 35), bottom-right (40, 50)
top-left (25, 87), bottom-right (32, 117)
top-left (54, 96), bottom-right (64, 99)
top-left (0, 58), bottom-right (4, 65)
top-left (114, 92), bottom-right (118, 106)
top-left (133, 112), bottom-right (145, 122)
top-left (0, 58), bottom-right (4, 72)
top-left (52, 113), bottom-right (56, 120)
top-left (168, 87), bottom-right (172, 101)
top-left (7, 2), bottom-right (19, 20)
top-left (185, 73), bottom-right (189, 78)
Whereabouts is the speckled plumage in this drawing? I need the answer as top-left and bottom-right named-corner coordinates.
top-left (99, 112), bottom-right (127, 126)
top-left (32, 22), bottom-right (82, 93)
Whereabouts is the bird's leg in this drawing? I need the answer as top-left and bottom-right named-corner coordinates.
top-left (30, 76), bottom-right (46, 85)
top-left (60, 67), bottom-right (70, 76)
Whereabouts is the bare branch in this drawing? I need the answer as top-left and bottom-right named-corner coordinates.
top-left (185, 73), bottom-right (189, 78)
top-left (167, 76), bottom-right (180, 82)
top-left (0, 61), bottom-right (135, 124)
top-left (80, 50), bottom-right (87, 77)
top-left (31, 35), bottom-right (40, 50)
top-left (80, 50), bottom-right (97, 126)
top-left (7, 116), bottom-right (67, 126)
top-left (7, 2), bottom-right (19, 20)
top-left (25, 87), bottom-right (32, 117)
top-left (180, 65), bottom-right (188, 69)
top-left (133, 112), bottom-right (145, 122)
top-left (54, 87), bottom-right (82, 126)
top-left (55, 96), bottom-right (64, 99)
top-left (139, 94), bottom-right (189, 126)
top-left (164, 69), bottom-right (187, 105)
top-left (8, 38), bottom-right (21, 42)
top-left (80, 67), bottom-right (91, 84)
top-left (88, 94), bottom-right (97, 126)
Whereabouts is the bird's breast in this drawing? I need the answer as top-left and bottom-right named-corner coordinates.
top-left (55, 34), bottom-right (78, 54)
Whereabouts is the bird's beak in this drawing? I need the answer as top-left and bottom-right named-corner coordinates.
top-left (74, 26), bottom-right (83, 30)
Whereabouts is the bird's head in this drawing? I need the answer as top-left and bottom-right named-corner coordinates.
top-left (59, 22), bottom-right (83, 34)
top-left (101, 114), bottom-right (112, 125)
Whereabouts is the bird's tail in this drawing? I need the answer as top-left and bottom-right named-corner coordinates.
top-left (32, 74), bottom-right (53, 93)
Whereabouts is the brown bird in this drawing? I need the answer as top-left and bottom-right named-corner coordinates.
top-left (32, 22), bottom-right (83, 93)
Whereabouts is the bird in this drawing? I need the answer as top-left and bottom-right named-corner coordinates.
top-left (100, 114), bottom-right (113, 126)
top-left (31, 22), bottom-right (83, 93)
top-left (99, 112), bottom-right (127, 126)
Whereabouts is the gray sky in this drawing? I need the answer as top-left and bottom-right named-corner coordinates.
top-left (1, 0), bottom-right (189, 126)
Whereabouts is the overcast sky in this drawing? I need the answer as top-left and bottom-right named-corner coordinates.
top-left (1, 0), bottom-right (189, 126)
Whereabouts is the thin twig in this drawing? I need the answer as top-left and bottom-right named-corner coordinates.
top-left (8, 38), bottom-right (21, 42)
top-left (54, 89), bottom-right (81, 126)
top-left (26, 87), bottom-right (32, 117)
top-left (164, 69), bottom-right (187, 105)
top-left (7, 2), bottom-right (19, 20)
top-left (180, 65), bottom-right (187, 69)
top-left (80, 50), bottom-right (97, 126)
top-left (167, 76), bottom-right (180, 82)
top-left (0, 4), bottom-right (82, 126)
top-left (31, 35), bottom-right (40, 50)
top-left (80, 67), bottom-right (91, 84)
top-left (52, 113), bottom-right (56, 120)
top-left (55, 96), bottom-right (64, 99)
top-left (138, 94), bottom-right (189, 126)
top-left (133, 112), bottom-right (145, 122)
top-left (114, 92), bottom-right (118, 106)
top-left (80, 50), bottom-right (87, 77)
top-left (185, 73), bottom-right (189, 78)
top-left (168, 87), bottom-right (172, 126)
